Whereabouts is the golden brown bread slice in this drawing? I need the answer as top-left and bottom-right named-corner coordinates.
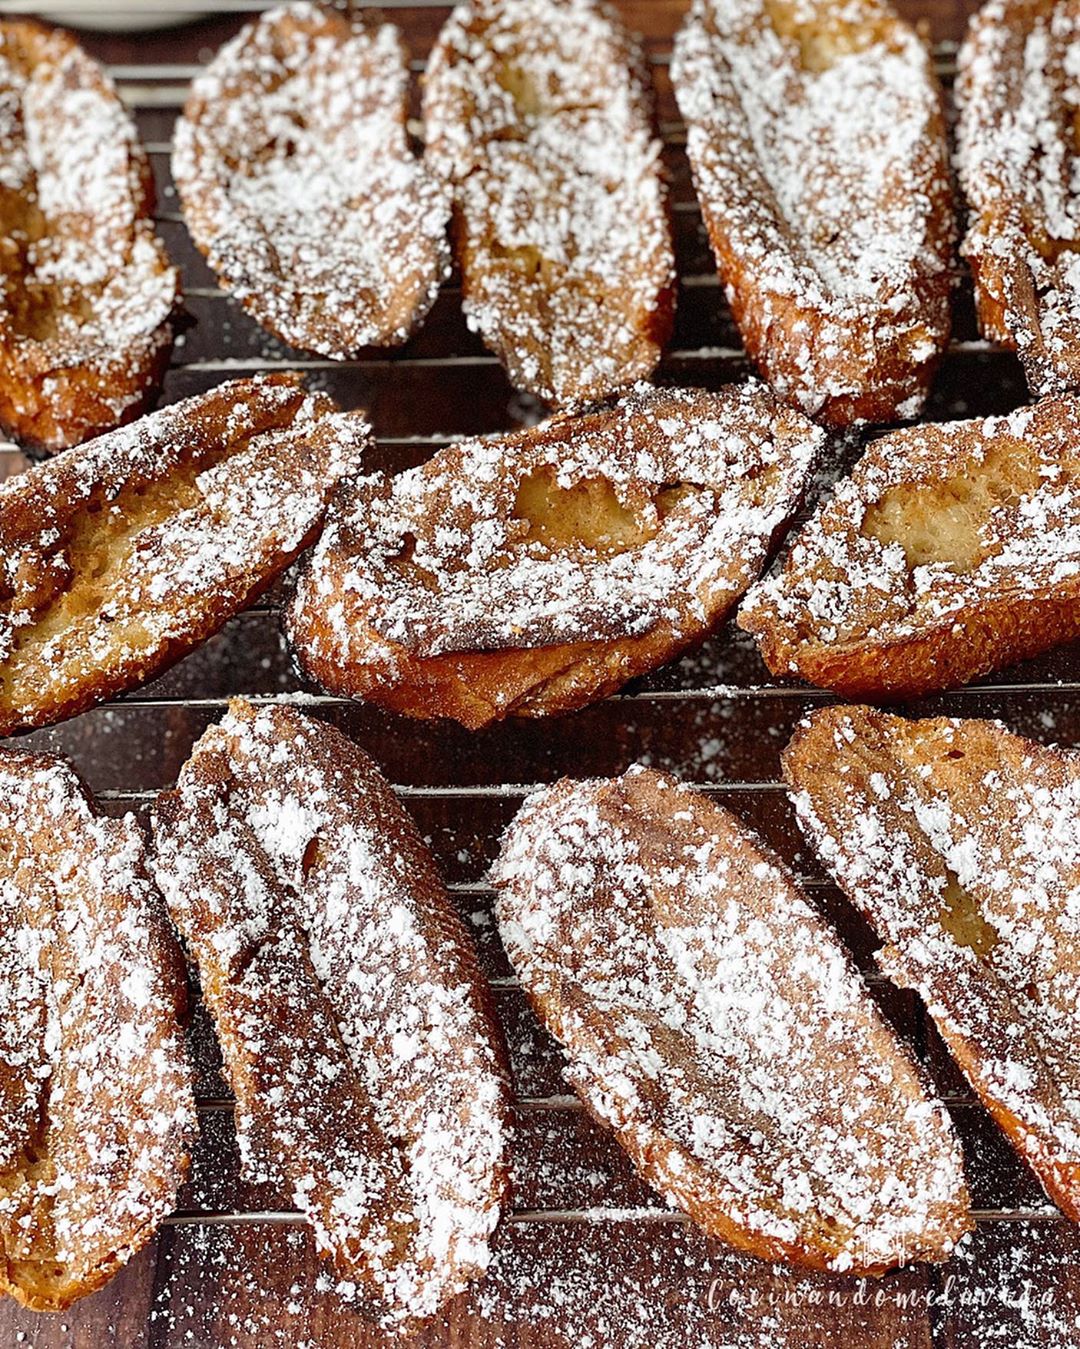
top-left (672, 0), bottom-right (955, 427)
top-left (0, 18), bottom-right (178, 452)
top-left (285, 381), bottom-right (824, 729)
top-left (491, 765), bottom-right (971, 1272)
top-left (784, 706), bottom-right (1080, 1219)
top-left (0, 746), bottom-right (194, 1311)
top-left (957, 0), bottom-right (1080, 396)
top-left (151, 700), bottom-right (512, 1334)
top-left (173, 2), bottom-right (449, 358)
top-left (739, 394), bottom-right (1080, 697)
top-left (0, 372), bottom-right (369, 736)
top-left (423, 0), bottom-right (675, 407)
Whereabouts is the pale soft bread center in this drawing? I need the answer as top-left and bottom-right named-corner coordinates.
top-left (861, 441), bottom-right (1041, 573)
top-left (513, 469), bottom-right (694, 556)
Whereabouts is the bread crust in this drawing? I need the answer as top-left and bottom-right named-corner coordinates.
top-left (0, 18), bottom-right (178, 451)
top-left (492, 766), bottom-right (971, 1273)
top-left (285, 382), bottom-right (824, 729)
top-left (672, 0), bottom-right (955, 427)
top-left (151, 700), bottom-right (512, 1334)
top-left (957, 0), bottom-right (1080, 395)
top-left (0, 746), bottom-right (194, 1311)
top-left (423, 0), bottom-right (675, 407)
top-left (739, 394), bottom-right (1080, 697)
top-left (0, 372), bottom-right (370, 736)
top-left (173, 2), bottom-right (449, 357)
top-left (783, 705), bottom-right (1080, 1219)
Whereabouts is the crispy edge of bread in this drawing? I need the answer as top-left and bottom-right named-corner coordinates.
top-left (0, 748), bottom-right (194, 1311)
top-left (173, 3), bottom-right (448, 358)
top-left (753, 593), bottom-right (1080, 701)
top-left (673, 0), bottom-right (955, 428)
top-left (151, 699), bottom-right (513, 1330)
top-left (0, 17), bottom-right (177, 453)
top-left (423, 0), bottom-right (675, 407)
top-left (782, 704), bottom-right (1080, 1218)
top-left (0, 373), bottom-right (368, 736)
top-left (492, 766), bottom-right (971, 1272)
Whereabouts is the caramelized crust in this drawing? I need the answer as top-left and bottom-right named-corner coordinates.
top-left (0, 747), bottom-right (194, 1311)
top-left (784, 706), bottom-right (1080, 1218)
top-left (285, 382), bottom-right (823, 729)
top-left (0, 373), bottom-right (369, 735)
top-left (672, 0), bottom-right (955, 426)
top-left (740, 394), bottom-right (1080, 696)
top-left (151, 701), bottom-right (512, 1334)
top-left (957, 0), bottom-right (1080, 394)
top-left (0, 19), bottom-right (177, 451)
top-left (423, 0), bottom-right (675, 407)
top-left (174, 2), bottom-right (449, 357)
top-left (492, 766), bottom-right (970, 1272)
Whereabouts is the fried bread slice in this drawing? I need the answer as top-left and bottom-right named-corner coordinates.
top-left (0, 747), bottom-right (194, 1311)
top-left (957, 0), bottom-right (1080, 395)
top-left (173, 2), bottom-right (449, 358)
top-left (672, 0), bottom-right (955, 426)
top-left (285, 382), bottom-right (823, 729)
top-left (784, 706), bottom-right (1080, 1218)
top-left (0, 372), bottom-right (369, 735)
top-left (0, 18), bottom-right (178, 451)
top-left (740, 394), bottom-right (1080, 697)
top-left (423, 0), bottom-right (675, 407)
top-left (151, 700), bottom-right (512, 1334)
top-left (491, 765), bottom-right (970, 1272)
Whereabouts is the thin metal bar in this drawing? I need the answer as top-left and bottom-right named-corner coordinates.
top-left (160, 1206), bottom-right (1062, 1227)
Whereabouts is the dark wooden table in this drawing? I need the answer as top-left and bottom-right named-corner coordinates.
top-left (3, 1), bottom-right (1080, 1345)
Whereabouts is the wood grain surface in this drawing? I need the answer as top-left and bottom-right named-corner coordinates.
top-left (3, 2), bottom-right (1080, 1346)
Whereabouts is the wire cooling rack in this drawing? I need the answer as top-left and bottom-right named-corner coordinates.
top-left (2, 4), bottom-right (1079, 1347)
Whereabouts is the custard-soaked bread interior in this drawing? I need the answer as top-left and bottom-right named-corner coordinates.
top-left (0, 18), bottom-right (177, 451)
top-left (0, 747), bottom-right (194, 1311)
top-left (0, 373), bottom-right (370, 734)
top-left (423, 0), bottom-right (675, 406)
top-left (491, 766), bottom-right (970, 1272)
top-left (672, 0), bottom-right (954, 426)
top-left (285, 382), bottom-right (824, 729)
top-left (957, 0), bottom-right (1080, 395)
top-left (173, 3), bottom-right (448, 357)
top-left (740, 395), bottom-right (1080, 696)
top-left (151, 700), bottom-right (511, 1334)
top-left (784, 706), bottom-right (1080, 1218)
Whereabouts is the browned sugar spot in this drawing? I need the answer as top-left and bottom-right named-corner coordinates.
top-left (937, 871), bottom-right (999, 959)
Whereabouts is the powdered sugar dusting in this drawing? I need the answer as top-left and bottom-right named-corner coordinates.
top-left (423, 0), bottom-right (675, 406)
top-left (287, 381), bottom-right (823, 717)
top-left (740, 395), bottom-right (1080, 684)
top-left (672, 0), bottom-right (954, 425)
top-left (151, 701), bottom-right (511, 1333)
top-left (174, 2), bottom-right (450, 358)
top-left (784, 707), bottom-right (1080, 1212)
top-left (957, 0), bottom-right (1080, 394)
top-left (0, 373), bottom-right (369, 734)
top-left (0, 19), bottom-right (177, 449)
top-left (491, 765), bottom-right (970, 1273)
top-left (0, 746), bottom-right (194, 1309)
